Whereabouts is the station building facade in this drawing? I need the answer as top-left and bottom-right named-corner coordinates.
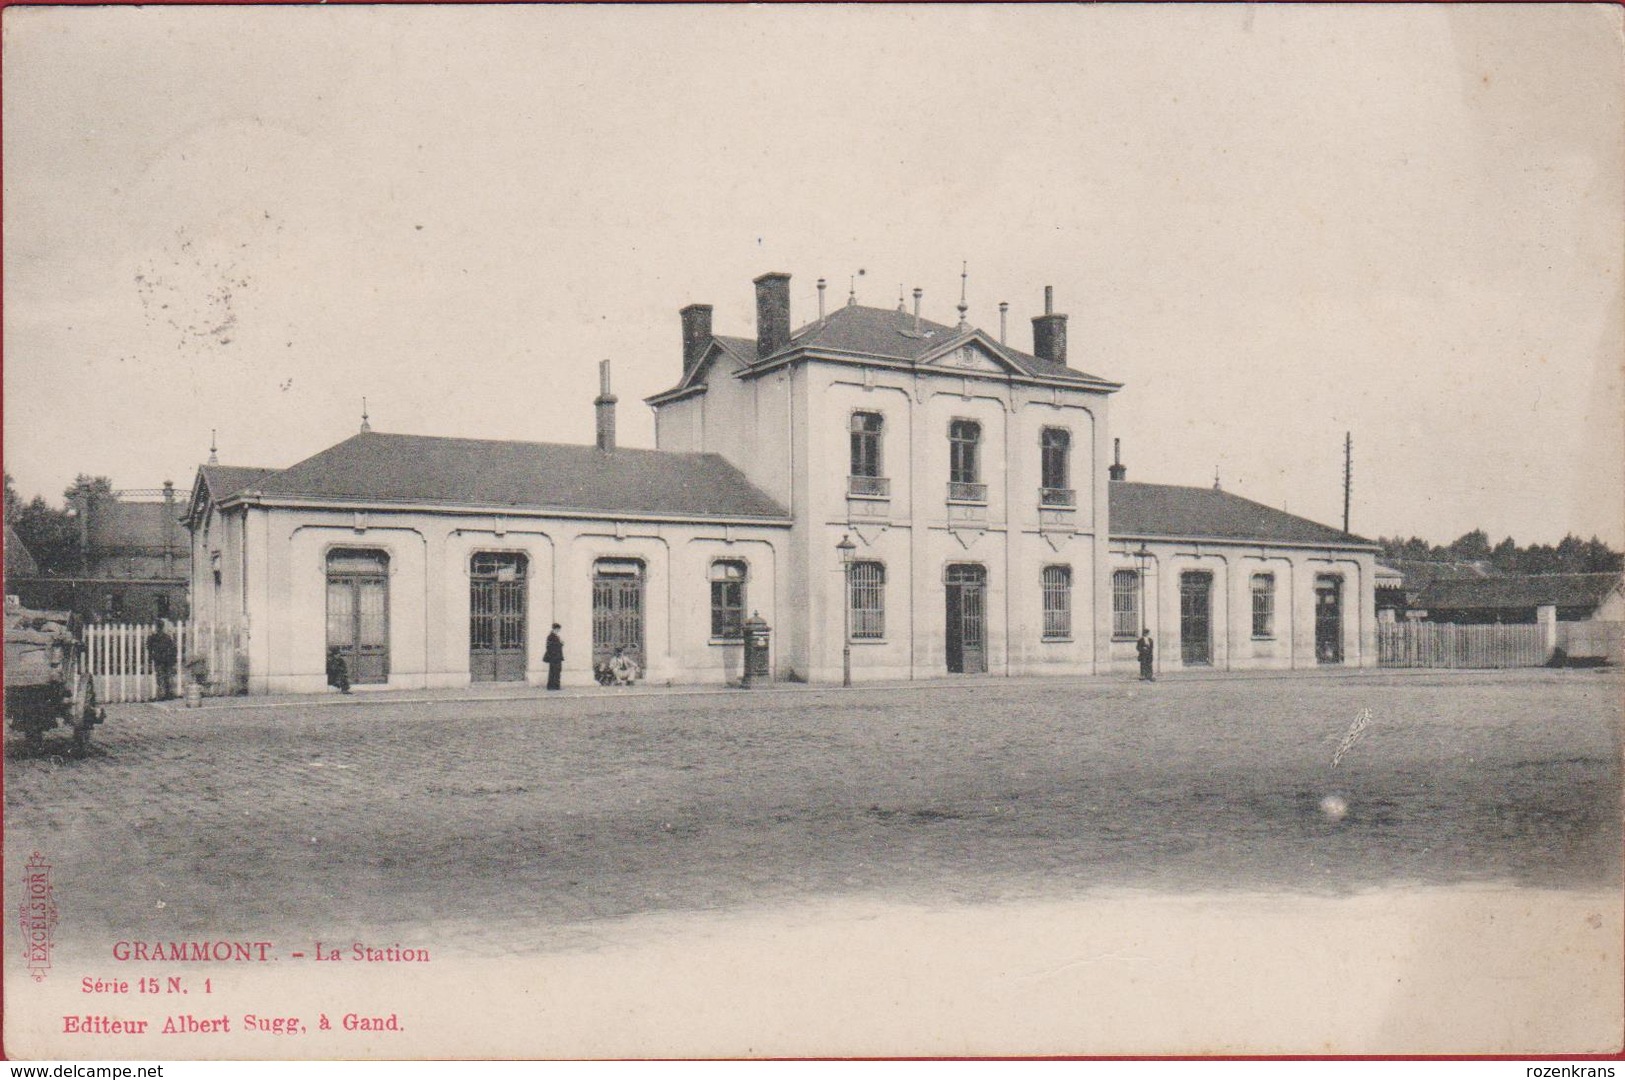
top-left (186, 271), bottom-right (1378, 693)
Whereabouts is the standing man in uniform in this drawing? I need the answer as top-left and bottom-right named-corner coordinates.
top-left (543, 623), bottom-right (564, 690)
top-left (146, 621), bottom-right (179, 700)
top-left (1136, 628), bottom-right (1156, 682)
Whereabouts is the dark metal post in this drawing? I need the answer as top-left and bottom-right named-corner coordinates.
top-left (837, 534), bottom-right (856, 687)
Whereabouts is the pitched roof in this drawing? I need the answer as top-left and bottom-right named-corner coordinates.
top-left (5, 523), bottom-right (39, 578)
top-left (1109, 481), bottom-right (1377, 549)
top-left (780, 304), bottom-right (1108, 382)
top-left (84, 499), bottom-right (179, 551)
top-left (227, 431), bottom-right (789, 522)
top-left (200, 465), bottom-right (277, 503)
top-left (1380, 558), bottom-right (1500, 590)
top-left (649, 303), bottom-right (1116, 401)
top-left (1417, 572), bottom-right (1623, 613)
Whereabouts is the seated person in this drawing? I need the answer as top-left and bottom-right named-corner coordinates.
top-left (607, 648), bottom-right (639, 686)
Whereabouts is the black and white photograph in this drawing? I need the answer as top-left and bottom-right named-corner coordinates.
top-left (3, 2), bottom-right (1621, 1060)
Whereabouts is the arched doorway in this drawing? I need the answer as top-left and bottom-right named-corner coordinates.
top-left (944, 563), bottom-right (987, 674)
top-left (470, 552), bottom-right (528, 682)
top-left (327, 549), bottom-right (389, 684)
top-left (592, 558), bottom-right (645, 673)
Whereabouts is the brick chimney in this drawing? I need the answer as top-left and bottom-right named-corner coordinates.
top-left (754, 272), bottom-right (792, 358)
top-left (594, 359), bottom-right (617, 452)
top-left (680, 303), bottom-right (713, 377)
top-left (1109, 437), bottom-right (1127, 482)
top-left (1031, 285), bottom-right (1068, 365)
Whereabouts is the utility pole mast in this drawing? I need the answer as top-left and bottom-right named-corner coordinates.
top-left (1343, 431), bottom-right (1353, 534)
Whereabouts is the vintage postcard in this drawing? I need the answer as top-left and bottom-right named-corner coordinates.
top-left (3, 2), bottom-right (1622, 1060)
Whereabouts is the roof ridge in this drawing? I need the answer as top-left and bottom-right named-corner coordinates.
top-left (338, 430), bottom-right (728, 460)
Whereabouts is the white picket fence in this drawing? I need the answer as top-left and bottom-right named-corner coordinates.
top-left (82, 621), bottom-right (245, 703)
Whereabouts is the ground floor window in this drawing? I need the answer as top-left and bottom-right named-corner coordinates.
top-left (1112, 569), bottom-right (1139, 639)
top-left (1042, 565), bottom-right (1071, 639)
top-left (1251, 573), bottom-right (1275, 639)
top-left (710, 560), bottom-right (747, 640)
top-left (327, 548), bottom-right (389, 684)
top-left (849, 561), bottom-right (885, 639)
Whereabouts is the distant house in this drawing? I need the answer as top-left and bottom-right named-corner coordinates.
top-left (1375, 563), bottom-right (1406, 620)
top-left (1415, 572), bottom-right (1624, 625)
top-left (6, 484), bottom-right (190, 622)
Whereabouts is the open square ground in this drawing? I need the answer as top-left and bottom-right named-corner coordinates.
top-left (5, 669), bottom-right (1621, 1056)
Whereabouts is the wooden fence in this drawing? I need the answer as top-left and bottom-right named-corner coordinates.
top-left (1377, 621), bottom-right (1548, 669)
top-left (83, 621), bottom-right (246, 703)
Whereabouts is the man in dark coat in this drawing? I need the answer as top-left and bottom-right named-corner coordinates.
top-left (146, 622), bottom-right (179, 699)
top-left (543, 624), bottom-right (564, 690)
top-left (1136, 629), bottom-right (1156, 682)
top-left (326, 646), bottom-right (351, 694)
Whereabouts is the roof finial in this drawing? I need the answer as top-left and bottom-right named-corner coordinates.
top-left (956, 261), bottom-right (969, 330)
top-left (898, 284), bottom-right (906, 312)
top-left (361, 397), bottom-right (371, 434)
top-left (208, 429), bottom-right (218, 466)
top-left (848, 268), bottom-right (864, 307)
top-left (1213, 465), bottom-right (1222, 491)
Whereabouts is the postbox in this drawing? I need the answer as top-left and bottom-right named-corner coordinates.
top-left (741, 611), bottom-right (772, 688)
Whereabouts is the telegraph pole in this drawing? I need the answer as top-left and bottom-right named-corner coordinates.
top-left (1343, 431), bottom-right (1353, 534)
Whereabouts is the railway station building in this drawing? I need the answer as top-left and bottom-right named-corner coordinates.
top-left (186, 272), bottom-right (1378, 693)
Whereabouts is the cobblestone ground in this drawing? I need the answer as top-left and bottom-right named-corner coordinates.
top-left (5, 670), bottom-right (1620, 957)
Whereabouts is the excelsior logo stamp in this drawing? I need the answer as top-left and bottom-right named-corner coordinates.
top-left (20, 851), bottom-right (58, 982)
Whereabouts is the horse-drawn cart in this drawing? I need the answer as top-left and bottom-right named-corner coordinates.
top-left (4, 602), bottom-right (105, 754)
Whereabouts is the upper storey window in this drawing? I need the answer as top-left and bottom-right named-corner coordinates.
top-left (948, 419), bottom-right (985, 503)
top-left (848, 412), bottom-right (888, 497)
top-left (1040, 427), bottom-right (1074, 507)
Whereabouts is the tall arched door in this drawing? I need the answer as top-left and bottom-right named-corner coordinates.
top-left (945, 563), bottom-right (987, 674)
top-left (470, 552), bottom-right (528, 682)
top-left (327, 549), bottom-right (389, 684)
top-left (592, 558), bottom-right (645, 672)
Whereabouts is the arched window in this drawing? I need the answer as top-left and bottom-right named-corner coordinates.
top-left (1251, 573), bottom-right (1276, 639)
top-left (849, 561), bottom-right (885, 639)
top-left (948, 420), bottom-right (984, 502)
top-left (710, 559), bottom-right (747, 640)
top-left (1112, 569), bottom-right (1140, 639)
top-left (1042, 565), bottom-right (1072, 640)
top-left (850, 412), bottom-right (883, 477)
top-left (1040, 428), bottom-right (1071, 502)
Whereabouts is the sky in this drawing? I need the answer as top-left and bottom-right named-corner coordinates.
top-left (4, 3), bottom-right (1621, 547)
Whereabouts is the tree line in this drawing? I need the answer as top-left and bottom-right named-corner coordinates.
top-left (1378, 529), bottom-right (1623, 576)
top-left (4, 472), bottom-right (114, 576)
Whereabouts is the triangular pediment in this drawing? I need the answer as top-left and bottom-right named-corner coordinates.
top-left (918, 332), bottom-right (1019, 374)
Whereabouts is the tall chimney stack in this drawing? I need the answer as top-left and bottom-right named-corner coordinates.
top-left (754, 272), bottom-right (792, 358)
top-left (680, 304), bottom-right (713, 377)
top-left (1109, 437), bottom-right (1127, 482)
top-left (594, 359), bottom-right (618, 452)
top-left (912, 288), bottom-right (923, 334)
top-left (817, 278), bottom-right (827, 320)
top-left (1031, 284), bottom-right (1068, 365)
top-left (999, 301), bottom-right (1009, 344)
